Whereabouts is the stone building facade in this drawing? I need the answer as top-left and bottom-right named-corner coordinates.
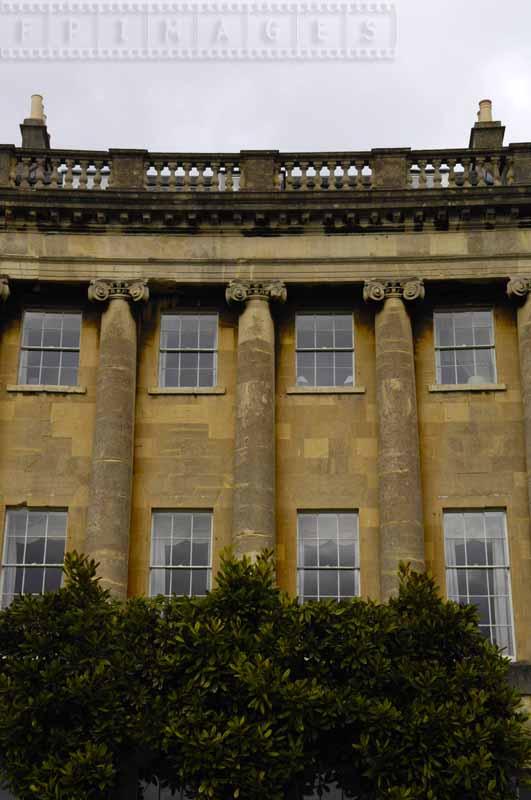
top-left (0, 98), bottom-right (530, 728)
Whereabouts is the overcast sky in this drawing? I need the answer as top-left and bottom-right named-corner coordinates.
top-left (0, 0), bottom-right (530, 153)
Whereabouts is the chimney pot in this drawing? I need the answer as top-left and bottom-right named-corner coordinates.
top-left (29, 94), bottom-right (45, 122)
top-left (478, 99), bottom-right (493, 123)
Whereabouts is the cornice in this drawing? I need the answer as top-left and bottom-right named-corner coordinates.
top-left (1, 187), bottom-right (530, 235)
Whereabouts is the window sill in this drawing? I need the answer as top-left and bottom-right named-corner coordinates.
top-left (6, 384), bottom-right (87, 394)
top-left (286, 386), bottom-right (366, 395)
top-left (148, 386), bottom-right (226, 396)
top-left (428, 383), bottom-right (506, 393)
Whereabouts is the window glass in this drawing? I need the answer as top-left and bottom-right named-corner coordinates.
top-left (298, 512), bottom-right (360, 602)
top-left (159, 314), bottom-right (218, 388)
top-left (19, 312), bottom-right (81, 386)
top-left (444, 510), bottom-right (514, 657)
top-left (150, 512), bottom-right (212, 597)
top-left (434, 310), bottom-right (496, 385)
top-left (1, 508), bottom-right (67, 608)
top-left (296, 314), bottom-right (354, 387)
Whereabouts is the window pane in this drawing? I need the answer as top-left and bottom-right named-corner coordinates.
top-left (339, 571), bottom-right (356, 598)
top-left (315, 351), bottom-right (334, 386)
top-left (335, 351), bottom-right (354, 386)
top-left (191, 569), bottom-right (209, 596)
top-left (172, 569), bottom-right (191, 596)
top-left (44, 567), bottom-right (63, 593)
top-left (302, 541), bottom-right (318, 567)
top-left (333, 315), bottom-right (353, 349)
top-left (301, 570), bottom-right (317, 599)
top-left (24, 567), bottom-right (44, 595)
top-left (454, 314), bottom-right (474, 346)
top-left (22, 313), bottom-right (44, 347)
top-left (315, 316), bottom-right (334, 349)
top-left (296, 352), bottom-right (315, 386)
top-left (475, 349), bottom-right (495, 382)
top-left (435, 314), bottom-right (454, 347)
top-left (319, 538), bottom-right (337, 567)
top-left (180, 317), bottom-right (199, 349)
top-left (199, 316), bottom-right (217, 349)
top-left (296, 316), bottom-right (315, 349)
top-left (318, 569), bottom-right (338, 597)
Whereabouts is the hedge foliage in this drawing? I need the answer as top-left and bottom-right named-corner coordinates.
top-left (0, 552), bottom-right (529, 799)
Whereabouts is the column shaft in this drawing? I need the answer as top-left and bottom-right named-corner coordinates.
top-left (86, 281), bottom-right (146, 598)
top-left (514, 290), bottom-right (531, 523)
top-left (366, 280), bottom-right (425, 598)
top-left (227, 280), bottom-right (286, 559)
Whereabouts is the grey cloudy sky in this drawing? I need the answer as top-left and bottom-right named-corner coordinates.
top-left (1, 0), bottom-right (530, 152)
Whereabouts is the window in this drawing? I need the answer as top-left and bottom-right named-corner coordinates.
top-left (19, 311), bottom-right (81, 386)
top-left (296, 314), bottom-right (354, 387)
top-left (0, 508), bottom-right (67, 608)
top-left (298, 512), bottom-right (360, 602)
top-left (159, 314), bottom-right (217, 388)
top-left (434, 310), bottom-right (496, 385)
top-left (141, 782), bottom-right (192, 800)
top-left (444, 510), bottom-right (514, 657)
top-left (150, 511), bottom-right (212, 597)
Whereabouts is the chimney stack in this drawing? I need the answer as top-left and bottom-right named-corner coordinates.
top-left (469, 98), bottom-right (504, 150)
top-left (20, 94), bottom-right (50, 149)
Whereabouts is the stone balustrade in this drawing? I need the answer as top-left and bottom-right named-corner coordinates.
top-left (0, 143), bottom-right (527, 192)
top-left (407, 149), bottom-right (512, 189)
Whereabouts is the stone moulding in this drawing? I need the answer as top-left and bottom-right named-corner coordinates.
top-left (88, 278), bottom-right (149, 303)
top-left (226, 279), bottom-right (287, 305)
top-left (0, 276), bottom-right (9, 303)
top-left (363, 277), bottom-right (425, 303)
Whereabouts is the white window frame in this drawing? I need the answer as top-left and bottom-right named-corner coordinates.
top-left (158, 312), bottom-right (218, 389)
top-left (297, 511), bottom-right (360, 602)
top-left (149, 510), bottom-right (213, 598)
top-left (18, 310), bottom-right (82, 387)
top-left (0, 508), bottom-right (68, 609)
top-left (443, 509), bottom-right (515, 659)
top-left (295, 312), bottom-right (355, 388)
top-left (433, 308), bottom-right (497, 386)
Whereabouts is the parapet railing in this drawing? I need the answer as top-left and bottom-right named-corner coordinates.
top-left (0, 145), bottom-right (525, 193)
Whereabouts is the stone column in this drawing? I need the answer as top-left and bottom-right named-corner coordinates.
top-left (226, 280), bottom-right (287, 559)
top-left (364, 278), bottom-right (425, 599)
top-left (507, 277), bottom-right (531, 527)
top-left (86, 278), bottom-right (149, 599)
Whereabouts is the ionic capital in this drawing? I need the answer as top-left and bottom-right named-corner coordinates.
top-left (507, 277), bottom-right (531, 301)
top-left (226, 279), bottom-right (287, 307)
top-left (0, 277), bottom-right (9, 304)
top-left (88, 278), bottom-right (149, 304)
top-left (363, 278), bottom-right (425, 304)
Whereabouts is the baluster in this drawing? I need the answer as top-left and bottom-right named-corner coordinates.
top-left (195, 161), bottom-right (205, 192)
top-left (298, 160), bottom-right (309, 191)
top-left (351, 159), bottom-right (362, 190)
top-left (338, 160), bottom-right (348, 191)
top-left (63, 158), bottom-right (75, 189)
top-left (78, 159), bottom-right (88, 190)
top-left (223, 163), bottom-right (231, 192)
top-left (181, 161), bottom-right (191, 192)
top-left (34, 156), bottom-right (45, 188)
top-left (447, 158), bottom-right (457, 188)
top-left (92, 161), bottom-right (102, 190)
top-left (282, 160), bottom-right (294, 191)
top-left (417, 159), bottom-right (427, 189)
top-left (363, 160), bottom-right (373, 189)
top-left (432, 158), bottom-right (442, 190)
top-left (490, 155), bottom-right (501, 186)
top-left (461, 157), bottom-right (472, 187)
top-left (315, 160), bottom-right (325, 191)
top-left (165, 160), bottom-right (176, 192)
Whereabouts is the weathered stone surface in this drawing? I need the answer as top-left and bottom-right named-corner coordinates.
top-left (367, 286), bottom-right (425, 598)
top-left (229, 281), bottom-right (286, 558)
top-left (86, 285), bottom-right (146, 599)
